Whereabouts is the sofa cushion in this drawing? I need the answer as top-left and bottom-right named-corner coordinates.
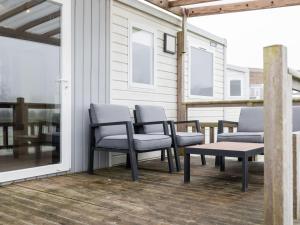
top-left (90, 104), bottom-right (132, 142)
top-left (97, 134), bottom-right (172, 151)
top-left (237, 107), bottom-right (264, 132)
top-left (217, 132), bottom-right (264, 143)
top-left (176, 132), bottom-right (204, 147)
top-left (135, 105), bottom-right (167, 133)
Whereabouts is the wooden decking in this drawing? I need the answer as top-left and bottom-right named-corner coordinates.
top-left (0, 157), bottom-right (299, 225)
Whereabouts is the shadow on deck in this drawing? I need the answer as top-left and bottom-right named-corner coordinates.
top-left (0, 157), bottom-right (299, 225)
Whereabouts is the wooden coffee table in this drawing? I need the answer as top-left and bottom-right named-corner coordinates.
top-left (184, 142), bottom-right (264, 192)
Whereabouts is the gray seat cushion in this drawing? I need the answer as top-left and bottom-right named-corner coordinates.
top-left (97, 134), bottom-right (172, 151)
top-left (135, 105), bottom-right (167, 133)
top-left (217, 132), bottom-right (264, 143)
top-left (237, 107), bottom-right (264, 132)
top-left (176, 132), bottom-right (204, 147)
top-left (90, 104), bottom-right (132, 143)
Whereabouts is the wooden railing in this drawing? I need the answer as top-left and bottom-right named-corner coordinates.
top-left (181, 99), bottom-right (300, 145)
top-left (0, 97), bottom-right (59, 150)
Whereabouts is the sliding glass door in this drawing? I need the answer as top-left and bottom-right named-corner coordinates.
top-left (0, 0), bottom-right (71, 182)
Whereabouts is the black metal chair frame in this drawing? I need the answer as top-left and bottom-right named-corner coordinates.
top-left (133, 110), bottom-right (206, 171)
top-left (216, 120), bottom-right (241, 166)
top-left (167, 120), bottom-right (206, 171)
top-left (88, 110), bottom-right (174, 181)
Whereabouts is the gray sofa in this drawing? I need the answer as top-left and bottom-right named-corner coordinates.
top-left (217, 106), bottom-right (300, 143)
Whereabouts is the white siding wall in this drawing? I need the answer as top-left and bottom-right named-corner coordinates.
top-left (224, 65), bottom-right (250, 122)
top-left (185, 33), bottom-right (225, 125)
top-left (110, 0), bottom-right (226, 164)
top-left (110, 1), bottom-right (179, 165)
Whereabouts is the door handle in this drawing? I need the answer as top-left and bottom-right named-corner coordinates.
top-left (56, 79), bottom-right (69, 89)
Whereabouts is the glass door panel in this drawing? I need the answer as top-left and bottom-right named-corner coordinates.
top-left (0, 0), bottom-right (62, 172)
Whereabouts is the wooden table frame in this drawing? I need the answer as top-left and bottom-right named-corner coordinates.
top-left (184, 142), bottom-right (264, 192)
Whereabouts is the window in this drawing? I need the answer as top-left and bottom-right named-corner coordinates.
top-left (190, 47), bottom-right (213, 97)
top-left (230, 80), bottom-right (242, 96)
top-left (130, 26), bottom-right (155, 88)
top-left (250, 85), bottom-right (263, 99)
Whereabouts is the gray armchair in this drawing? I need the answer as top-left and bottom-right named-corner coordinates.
top-left (134, 105), bottom-right (205, 172)
top-left (216, 106), bottom-right (300, 165)
top-left (89, 104), bottom-right (174, 181)
top-left (217, 107), bottom-right (264, 143)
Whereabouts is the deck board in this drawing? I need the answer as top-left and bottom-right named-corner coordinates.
top-left (0, 157), bottom-right (299, 225)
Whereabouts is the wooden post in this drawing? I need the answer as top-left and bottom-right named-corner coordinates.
top-left (264, 45), bottom-right (293, 225)
top-left (13, 97), bottom-right (28, 158)
top-left (209, 127), bottom-right (214, 143)
top-left (177, 11), bottom-right (187, 132)
top-left (293, 132), bottom-right (300, 219)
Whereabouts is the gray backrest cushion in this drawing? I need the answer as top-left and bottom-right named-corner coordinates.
top-left (135, 105), bottom-right (167, 133)
top-left (237, 107), bottom-right (264, 132)
top-left (90, 104), bottom-right (131, 141)
top-left (293, 106), bottom-right (300, 132)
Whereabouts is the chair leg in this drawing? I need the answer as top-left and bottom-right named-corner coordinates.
top-left (161, 149), bottom-right (165, 161)
top-left (166, 148), bottom-right (174, 173)
top-left (126, 153), bottom-right (131, 168)
top-left (88, 146), bottom-right (94, 174)
top-left (215, 156), bottom-right (221, 167)
top-left (173, 145), bottom-right (181, 171)
top-left (129, 150), bottom-right (138, 181)
top-left (201, 154), bottom-right (206, 165)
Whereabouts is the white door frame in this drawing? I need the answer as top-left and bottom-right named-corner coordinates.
top-left (0, 0), bottom-right (72, 183)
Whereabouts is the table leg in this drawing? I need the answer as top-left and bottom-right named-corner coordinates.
top-left (184, 152), bottom-right (190, 183)
top-left (220, 156), bottom-right (225, 172)
top-left (242, 156), bottom-right (249, 192)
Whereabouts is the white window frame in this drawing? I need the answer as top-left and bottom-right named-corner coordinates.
top-left (228, 79), bottom-right (243, 98)
top-left (128, 22), bottom-right (156, 89)
top-left (188, 44), bottom-right (215, 99)
top-left (250, 84), bottom-right (264, 99)
top-left (0, 0), bottom-right (72, 183)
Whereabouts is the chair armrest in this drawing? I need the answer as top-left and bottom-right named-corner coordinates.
top-left (134, 121), bottom-right (169, 135)
top-left (90, 121), bottom-right (135, 149)
top-left (168, 120), bottom-right (201, 133)
top-left (90, 121), bottom-right (132, 128)
top-left (217, 120), bottom-right (239, 134)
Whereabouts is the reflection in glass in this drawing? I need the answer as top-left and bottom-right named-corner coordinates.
top-left (0, 0), bottom-right (61, 172)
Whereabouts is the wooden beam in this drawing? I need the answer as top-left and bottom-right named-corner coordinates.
top-left (0, 0), bottom-right (46, 22)
top-left (42, 28), bottom-right (60, 38)
top-left (168, 0), bottom-right (218, 8)
top-left (188, 0), bottom-right (300, 17)
top-left (145, 0), bottom-right (182, 15)
top-left (177, 11), bottom-right (188, 132)
top-left (184, 99), bottom-right (300, 108)
top-left (16, 11), bottom-right (60, 32)
top-left (264, 45), bottom-right (293, 225)
top-left (0, 26), bottom-right (60, 46)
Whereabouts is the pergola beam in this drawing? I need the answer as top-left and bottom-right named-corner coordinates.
top-left (16, 10), bottom-right (60, 32)
top-left (168, 0), bottom-right (218, 8)
top-left (0, 26), bottom-right (60, 46)
top-left (145, 0), bottom-right (182, 15)
top-left (42, 28), bottom-right (60, 38)
top-left (187, 0), bottom-right (300, 17)
top-left (0, 0), bottom-right (46, 22)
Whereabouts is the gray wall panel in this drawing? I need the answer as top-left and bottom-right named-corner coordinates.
top-left (71, 0), bottom-right (110, 172)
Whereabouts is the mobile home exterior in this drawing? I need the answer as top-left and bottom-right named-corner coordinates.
top-left (0, 0), bottom-right (226, 183)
